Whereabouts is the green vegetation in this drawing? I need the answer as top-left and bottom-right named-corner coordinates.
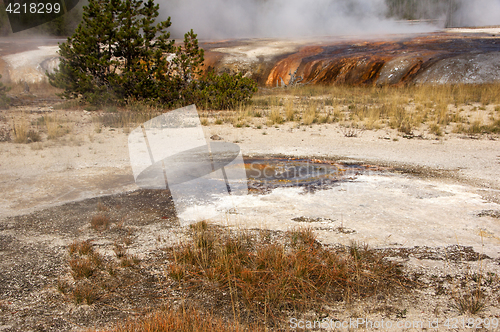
top-left (48, 0), bottom-right (257, 109)
top-left (0, 75), bottom-right (10, 109)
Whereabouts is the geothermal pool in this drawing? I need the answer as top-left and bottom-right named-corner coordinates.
top-left (178, 157), bottom-right (500, 259)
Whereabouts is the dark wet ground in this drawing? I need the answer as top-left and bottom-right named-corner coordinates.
top-left (244, 156), bottom-right (388, 193)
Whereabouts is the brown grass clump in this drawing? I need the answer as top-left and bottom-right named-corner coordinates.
top-left (67, 239), bottom-right (103, 280)
top-left (69, 256), bottom-right (95, 279)
top-left (91, 213), bottom-right (110, 231)
top-left (65, 239), bottom-right (106, 305)
top-left (69, 240), bottom-right (93, 256)
top-left (107, 306), bottom-right (265, 332)
top-left (165, 221), bottom-right (408, 325)
top-left (73, 281), bottom-right (100, 305)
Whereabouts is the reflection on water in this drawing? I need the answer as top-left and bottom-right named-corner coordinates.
top-left (244, 157), bottom-right (385, 193)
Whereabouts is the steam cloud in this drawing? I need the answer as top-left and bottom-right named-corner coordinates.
top-left (158, 0), bottom-right (436, 39)
top-left (456, 0), bottom-right (500, 27)
top-left (157, 0), bottom-right (500, 39)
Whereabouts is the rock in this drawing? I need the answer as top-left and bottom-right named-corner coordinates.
top-left (210, 135), bottom-right (223, 141)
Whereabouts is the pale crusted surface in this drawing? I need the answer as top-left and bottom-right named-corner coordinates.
top-left (0, 106), bottom-right (499, 331)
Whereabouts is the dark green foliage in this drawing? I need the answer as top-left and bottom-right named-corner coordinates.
top-left (48, 0), bottom-right (175, 106)
top-left (191, 71), bottom-right (258, 110)
top-left (0, 75), bottom-right (10, 109)
top-left (48, 0), bottom-right (257, 108)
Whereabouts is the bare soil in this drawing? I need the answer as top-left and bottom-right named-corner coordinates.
top-left (0, 102), bottom-right (500, 330)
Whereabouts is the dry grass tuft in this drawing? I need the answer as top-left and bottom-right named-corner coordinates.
top-left (73, 281), bottom-right (100, 305)
top-left (452, 288), bottom-right (487, 315)
top-left (69, 257), bottom-right (96, 279)
top-left (284, 98), bottom-right (296, 121)
top-left (12, 121), bottom-right (28, 143)
top-left (97, 202), bottom-right (109, 212)
top-left (268, 109), bottom-right (284, 125)
top-left (68, 240), bottom-right (101, 279)
top-left (428, 122), bottom-right (443, 136)
top-left (302, 102), bottom-right (318, 125)
top-left (91, 213), bottom-right (110, 231)
top-left (44, 116), bottom-right (71, 139)
top-left (107, 306), bottom-right (265, 332)
top-left (249, 83), bottom-right (500, 138)
top-left (69, 240), bottom-right (93, 256)
top-left (165, 221), bottom-right (408, 325)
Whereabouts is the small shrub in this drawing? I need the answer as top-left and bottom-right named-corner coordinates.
top-left (191, 71), bottom-right (258, 110)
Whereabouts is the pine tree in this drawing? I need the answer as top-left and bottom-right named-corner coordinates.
top-left (48, 0), bottom-right (257, 109)
top-left (48, 0), bottom-right (176, 105)
top-left (48, 0), bottom-right (121, 104)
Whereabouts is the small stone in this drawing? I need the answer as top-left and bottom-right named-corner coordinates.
top-left (210, 135), bottom-right (222, 141)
